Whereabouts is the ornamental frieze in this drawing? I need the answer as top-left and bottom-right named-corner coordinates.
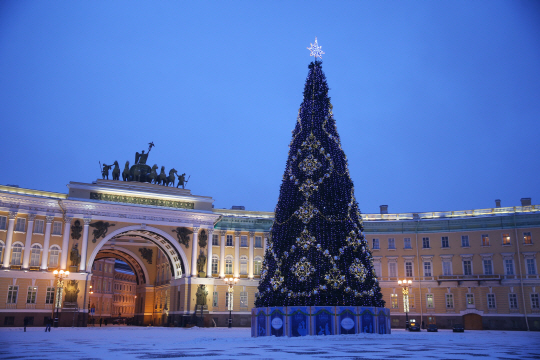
top-left (90, 192), bottom-right (194, 210)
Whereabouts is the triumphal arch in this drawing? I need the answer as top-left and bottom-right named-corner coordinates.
top-left (0, 146), bottom-right (272, 327)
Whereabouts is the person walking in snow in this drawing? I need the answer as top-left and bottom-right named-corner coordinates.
top-left (23, 317), bottom-right (28, 332)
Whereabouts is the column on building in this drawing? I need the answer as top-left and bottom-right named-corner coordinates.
top-left (1, 211), bottom-right (17, 269)
top-left (40, 216), bottom-right (54, 270)
top-left (234, 230), bottom-right (240, 278)
top-left (60, 216), bottom-right (72, 270)
top-left (191, 227), bottom-right (199, 277)
top-left (219, 230), bottom-right (226, 278)
top-left (248, 231), bottom-right (254, 279)
top-left (21, 214), bottom-right (36, 270)
top-left (79, 218), bottom-right (91, 272)
top-left (264, 232), bottom-right (269, 251)
top-left (206, 229), bottom-right (214, 278)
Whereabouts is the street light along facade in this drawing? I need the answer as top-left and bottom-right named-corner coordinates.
top-left (398, 279), bottom-right (412, 330)
top-left (224, 277), bottom-right (238, 328)
top-left (52, 270), bottom-right (69, 327)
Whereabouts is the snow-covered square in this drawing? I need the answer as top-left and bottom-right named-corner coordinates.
top-left (2, 326), bottom-right (539, 359)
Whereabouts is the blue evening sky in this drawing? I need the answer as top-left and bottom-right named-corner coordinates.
top-left (1, 1), bottom-right (539, 214)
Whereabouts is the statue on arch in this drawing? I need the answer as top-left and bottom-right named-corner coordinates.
top-left (177, 173), bottom-right (189, 189)
top-left (70, 243), bottom-right (81, 268)
top-left (101, 162), bottom-right (114, 180)
top-left (197, 250), bottom-right (207, 277)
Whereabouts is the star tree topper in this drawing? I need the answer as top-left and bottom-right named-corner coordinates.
top-left (307, 37), bottom-right (325, 59)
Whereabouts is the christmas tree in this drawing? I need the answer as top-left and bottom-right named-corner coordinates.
top-left (256, 39), bottom-right (385, 308)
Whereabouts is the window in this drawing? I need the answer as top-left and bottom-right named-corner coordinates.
top-left (423, 261), bottom-right (432, 277)
top-left (531, 293), bottom-right (539, 309)
top-left (502, 233), bottom-right (511, 245)
top-left (466, 293), bottom-right (475, 306)
top-left (255, 236), bottom-right (262, 248)
top-left (254, 257), bottom-right (262, 275)
top-left (509, 293), bottom-right (518, 309)
top-left (49, 246), bottom-right (60, 267)
top-left (390, 294), bottom-right (398, 309)
top-left (372, 238), bottom-right (379, 250)
top-left (99, 263), bottom-right (102, 271)
top-left (526, 259), bottom-right (537, 275)
top-left (461, 235), bottom-right (470, 247)
top-left (240, 256), bottom-right (248, 275)
top-left (442, 261), bottom-right (452, 276)
top-left (446, 294), bottom-right (454, 309)
top-left (34, 219), bottom-right (44, 234)
top-left (45, 287), bottom-right (55, 304)
top-left (405, 261), bottom-right (413, 277)
top-left (408, 295), bottom-right (415, 309)
top-left (388, 262), bottom-right (397, 278)
top-left (487, 293), bottom-right (496, 309)
top-left (240, 292), bottom-right (248, 308)
top-left (212, 255), bottom-right (219, 274)
top-left (422, 237), bottom-right (430, 249)
top-left (212, 234), bottom-right (219, 246)
top-left (15, 218), bottom-right (26, 232)
top-left (426, 294), bottom-right (434, 308)
top-left (225, 257), bottom-right (233, 275)
top-left (482, 234), bottom-right (490, 246)
top-left (4, 317), bottom-right (14, 326)
top-left (226, 235), bottom-right (233, 247)
top-left (404, 238), bottom-right (412, 249)
top-left (11, 244), bottom-right (23, 265)
top-left (212, 292), bottom-right (218, 307)
top-left (523, 232), bottom-right (532, 244)
top-left (373, 262), bottom-right (382, 277)
top-left (441, 236), bottom-right (449, 248)
top-left (505, 259), bottom-right (514, 275)
top-left (240, 236), bottom-right (248, 247)
top-left (483, 259), bottom-right (493, 275)
top-left (0, 241), bottom-right (3, 262)
top-left (7, 285), bottom-right (18, 304)
top-left (27, 286), bottom-right (37, 304)
top-left (0, 216), bottom-right (6, 230)
top-left (30, 244), bottom-right (41, 267)
top-left (52, 221), bottom-right (62, 235)
top-left (388, 238), bottom-right (395, 249)
top-left (463, 260), bottom-right (472, 276)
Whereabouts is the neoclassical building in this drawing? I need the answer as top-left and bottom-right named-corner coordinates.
top-left (0, 180), bottom-right (538, 330)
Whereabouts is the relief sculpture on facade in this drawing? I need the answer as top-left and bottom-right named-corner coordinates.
top-left (89, 221), bottom-right (116, 243)
top-left (172, 227), bottom-right (193, 247)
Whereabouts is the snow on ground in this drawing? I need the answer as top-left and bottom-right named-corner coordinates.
top-left (1, 326), bottom-right (539, 359)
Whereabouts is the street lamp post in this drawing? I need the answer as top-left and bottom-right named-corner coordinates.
top-left (53, 269), bottom-right (69, 328)
top-left (223, 277), bottom-right (238, 328)
top-left (398, 279), bottom-right (412, 330)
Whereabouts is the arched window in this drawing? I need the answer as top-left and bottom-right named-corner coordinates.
top-left (49, 246), bottom-right (60, 268)
top-left (30, 244), bottom-right (41, 267)
top-left (212, 255), bottom-right (219, 275)
top-left (225, 255), bottom-right (233, 275)
top-left (240, 255), bottom-right (248, 275)
top-left (254, 256), bottom-right (262, 275)
top-left (11, 243), bottom-right (23, 265)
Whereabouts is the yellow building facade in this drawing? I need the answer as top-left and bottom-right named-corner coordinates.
top-left (0, 180), bottom-right (538, 330)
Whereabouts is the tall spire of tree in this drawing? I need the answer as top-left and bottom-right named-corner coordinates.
top-left (256, 42), bottom-right (384, 308)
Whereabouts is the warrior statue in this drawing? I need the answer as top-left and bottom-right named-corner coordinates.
top-left (101, 163), bottom-right (113, 180)
top-left (135, 141), bottom-right (155, 165)
top-left (70, 244), bottom-right (81, 268)
top-left (177, 173), bottom-right (189, 189)
top-left (196, 250), bottom-right (207, 277)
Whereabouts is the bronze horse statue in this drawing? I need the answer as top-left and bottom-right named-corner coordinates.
top-left (122, 161), bottom-right (130, 181)
top-left (112, 161), bottom-right (120, 181)
top-left (166, 168), bottom-right (178, 187)
top-left (149, 164), bottom-right (159, 184)
top-left (158, 166), bottom-right (167, 185)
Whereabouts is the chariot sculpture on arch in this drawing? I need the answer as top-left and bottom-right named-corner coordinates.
top-left (99, 141), bottom-right (189, 187)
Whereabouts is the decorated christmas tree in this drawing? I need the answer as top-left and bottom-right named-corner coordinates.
top-left (256, 39), bottom-right (385, 308)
